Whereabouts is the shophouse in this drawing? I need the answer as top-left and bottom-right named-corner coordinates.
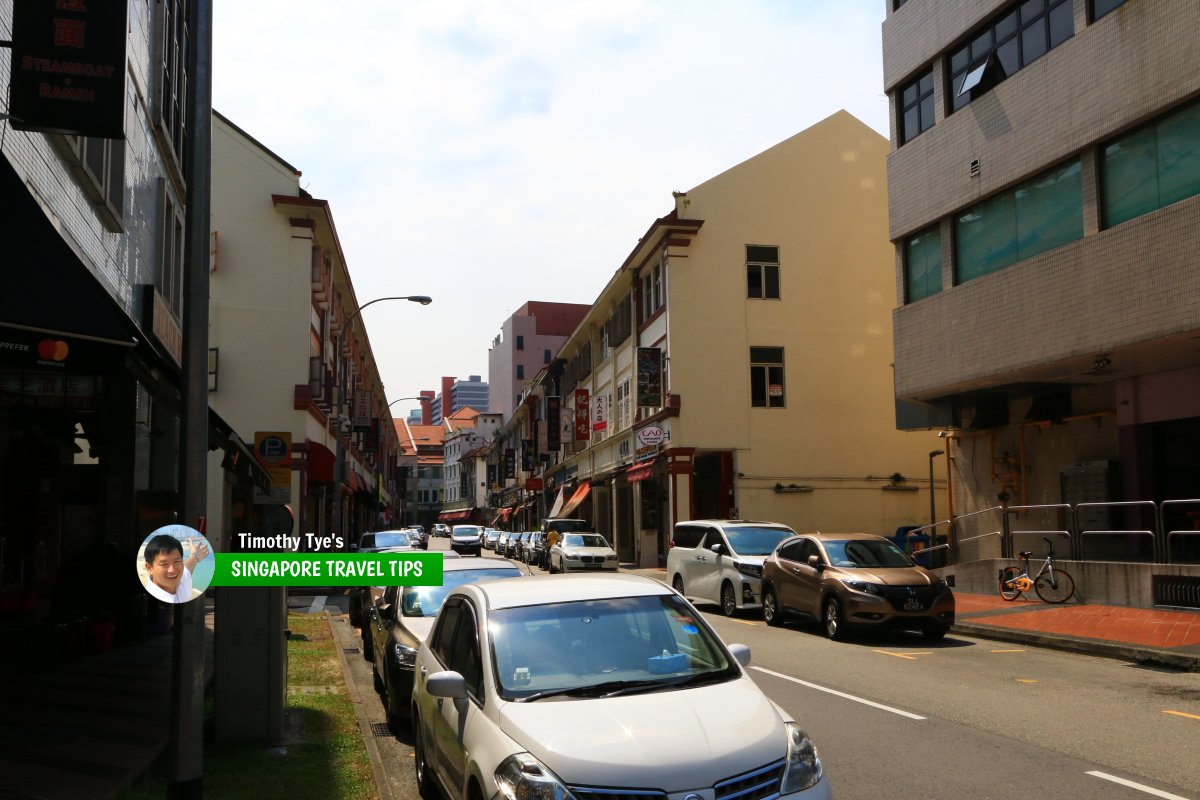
top-left (883, 0), bottom-right (1200, 565)
top-left (208, 112), bottom-right (400, 547)
top-left (514, 112), bottom-right (942, 566)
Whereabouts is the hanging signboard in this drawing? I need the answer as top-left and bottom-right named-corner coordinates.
top-left (592, 393), bottom-right (608, 432)
top-left (545, 396), bottom-right (561, 450)
top-left (636, 347), bottom-right (663, 407)
top-left (253, 431), bottom-right (292, 504)
top-left (10, 0), bottom-right (128, 139)
top-left (574, 389), bottom-right (590, 441)
top-left (505, 448), bottom-right (516, 479)
top-left (353, 389), bottom-right (371, 431)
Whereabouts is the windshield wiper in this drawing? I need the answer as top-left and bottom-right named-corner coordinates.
top-left (516, 680), bottom-right (662, 703)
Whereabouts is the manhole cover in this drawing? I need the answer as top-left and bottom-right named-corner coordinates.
top-left (371, 722), bottom-right (392, 737)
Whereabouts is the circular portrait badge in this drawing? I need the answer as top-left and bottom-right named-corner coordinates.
top-left (137, 525), bottom-right (215, 604)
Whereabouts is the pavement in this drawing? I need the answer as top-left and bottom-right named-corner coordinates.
top-left (619, 565), bottom-right (1200, 672)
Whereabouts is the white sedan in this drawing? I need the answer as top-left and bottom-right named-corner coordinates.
top-left (548, 532), bottom-right (619, 573)
top-left (410, 574), bottom-right (830, 800)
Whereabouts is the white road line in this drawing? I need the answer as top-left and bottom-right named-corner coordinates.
top-left (308, 595), bottom-right (326, 614)
top-left (750, 666), bottom-right (926, 720)
top-left (1086, 771), bottom-right (1192, 800)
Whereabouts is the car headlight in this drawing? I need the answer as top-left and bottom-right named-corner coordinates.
top-left (392, 642), bottom-right (418, 669)
top-left (781, 722), bottom-right (823, 793)
top-left (495, 752), bottom-right (573, 800)
top-left (843, 580), bottom-right (883, 595)
top-left (605, 554), bottom-right (618, 561)
top-left (736, 562), bottom-right (762, 578)
top-left (564, 553), bottom-right (580, 561)
top-left (936, 579), bottom-right (951, 592)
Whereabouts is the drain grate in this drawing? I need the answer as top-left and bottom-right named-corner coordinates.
top-left (370, 722), bottom-right (392, 737)
top-left (343, 647), bottom-right (360, 654)
top-left (1153, 575), bottom-right (1200, 609)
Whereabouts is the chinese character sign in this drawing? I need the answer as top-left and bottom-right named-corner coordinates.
top-left (353, 389), bottom-right (371, 431)
top-left (574, 389), bottom-right (590, 441)
top-left (592, 394), bottom-right (608, 432)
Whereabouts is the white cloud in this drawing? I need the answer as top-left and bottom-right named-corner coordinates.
top-left (213, 0), bottom-right (888, 407)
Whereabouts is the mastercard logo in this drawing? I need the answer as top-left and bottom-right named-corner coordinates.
top-left (37, 339), bottom-right (69, 361)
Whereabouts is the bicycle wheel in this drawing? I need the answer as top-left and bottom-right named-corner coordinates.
top-left (1034, 567), bottom-right (1075, 604)
top-left (999, 566), bottom-right (1024, 600)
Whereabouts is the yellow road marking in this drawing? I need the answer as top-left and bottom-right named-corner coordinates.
top-left (1017, 679), bottom-right (1039, 683)
top-left (1163, 710), bottom-right (1200, 721)
top-left (873, 650), bottom-right (933, 660)
top-left (991, 649), bottom-right (1026, 653)
top-left (726, 617), bottom-right (758, 626)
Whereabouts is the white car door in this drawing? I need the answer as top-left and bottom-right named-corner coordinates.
top-left (429, 597), bottom-right (485, 794)
top-left (690, 526), bottom-right (725, 604)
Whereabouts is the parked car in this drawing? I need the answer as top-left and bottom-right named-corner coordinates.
top-left (495, 530), bottom-right (512, 554)
top-left (666, 520), bottom-right (796, 617)
top-left (450, 525), bottom-right (484, 556)
top-left (349, 534), bottom-right (417, 627)
top-left (549, 532), bottom-right (618, 573)
top-left (432, 523), bottom-right (451, 538)
top-left (761, 532), bottom-right (955, 640)
top-left (411, 574), bottom-right (829, 800)
top-left (483, 528), bottom-right (502, 551)
top-left (523, 531), bottom-right (546, 564)
top-left (409, 524), bottom-right (429, 549)
top-left (506, 531), bottom-right (528, 560)
top-left (367, 557), bottom-right (523, 728)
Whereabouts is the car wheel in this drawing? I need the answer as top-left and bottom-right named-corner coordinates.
top-left (672, 574), bottom-right (685, 596)
top-left (762, 587), bottom-right (782, 627)
top-left (923, 623), bottom-right (949, 641)
top-left (823, 596), bottom-right (846, 640)
top-left (720, 582), bottom-right (737, 617)
top-left (413, 717), bottom-right (437, 800)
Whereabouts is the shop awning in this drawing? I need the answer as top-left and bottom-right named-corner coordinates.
top-left (547, 486), bottom-right (566, 518)
top-left (307, 441), bottom-right (335, 483)
top-left (209, 409), bottom-right (272, 492)
top-left (439, 509), bottom-right (473, 523)
top-left (348, 470), bottom-right (370, 493)
top-left (626, 462), bottom-right (655, 483)
top-left (559, 481), bottom-right (591, 517)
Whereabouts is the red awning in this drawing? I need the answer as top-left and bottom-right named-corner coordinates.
top-left (626, 463), bottom-right (655, 483)
top-left (348, 470), bottom-right (370, 493)
top-left (559, 481), bottom-right (591, 517)
top-left (499, 507), bottom-right (513, 521)
top-left (525, 477), bottom-right (544, 491)
top-left (438, 509), bottom-right (473, 522)
top-left (307, 441), bottom-right (335, 483)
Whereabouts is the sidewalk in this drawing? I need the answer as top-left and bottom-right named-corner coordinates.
top-left (620, 565), bottom-right (1200, 671)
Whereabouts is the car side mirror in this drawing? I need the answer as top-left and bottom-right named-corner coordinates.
top-left (727, 643), bottom-right (751, 667)
top-left (807, 555), bottom-right (823, 570)
top-left (427, 670), bottom-right (468, 699)
top-left (710, 543), bottom-right (725, 556)
top-left (378, 603), bottom-right (395, 621)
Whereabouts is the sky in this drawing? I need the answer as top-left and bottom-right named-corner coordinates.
top-left (213, 1), bottom-right (890, 416)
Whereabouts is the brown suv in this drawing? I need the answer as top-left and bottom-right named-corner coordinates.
top-left (760, 532), bottom-right (954, 641)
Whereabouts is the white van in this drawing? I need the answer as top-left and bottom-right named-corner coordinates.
top-left (666, 519), bottom-right (796, 616)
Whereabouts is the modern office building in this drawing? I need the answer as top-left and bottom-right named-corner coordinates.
top-left (429, 375), bottom-right (490, 423)
top-left (883, 0), bottom-right (1200, 561)
top-left (488, 302), bottom-right (591, 420)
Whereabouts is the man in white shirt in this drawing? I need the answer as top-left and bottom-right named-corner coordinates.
top-left (143, 533), bottom-right (209, 604)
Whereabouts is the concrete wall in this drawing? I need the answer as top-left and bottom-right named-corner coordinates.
top-left (940, 558), bottom-right (1200, 609)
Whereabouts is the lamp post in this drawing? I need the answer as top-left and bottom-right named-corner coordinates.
top-left (928, 449), bottom-right (945, 529)
top-left (332, 296), bottom-right (432, 544)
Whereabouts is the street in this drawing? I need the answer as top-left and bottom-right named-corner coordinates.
top-left (316, 539), bottom-right (1200, 800)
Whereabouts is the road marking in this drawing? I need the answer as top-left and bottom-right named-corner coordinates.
top-left (1017, 679), bottom-right (1038, 684)
top-left (991, 649), bottom-right (1026, 653)
top-left (1086, 771), bottom-right (1191, 800)
top-left (1163, 709), bottom-right (1200, 721)
top-left (308, 595), bottom-right (326, 614)
top-left (873, 650), bottom-right (933, 660)
top-left (726, 617), bottom-right (759, 626)
top-left (751, 666), bottom-right (926, 720)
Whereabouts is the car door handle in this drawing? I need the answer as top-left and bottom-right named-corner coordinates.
top-left (792, 567), bottom-right (801, 574)
top-left (696, 556), bottom-right (707, 562)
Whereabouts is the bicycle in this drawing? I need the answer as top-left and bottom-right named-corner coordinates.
top-left (999, 537), bottom-right (1075, 603)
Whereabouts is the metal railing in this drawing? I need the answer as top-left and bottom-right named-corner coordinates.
top-left (898, 499), bottom-right (1200, 566)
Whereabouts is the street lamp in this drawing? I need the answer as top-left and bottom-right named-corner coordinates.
top-left (332, 295), bottom-right (432, 542)
top-left (928, 449), bottom-right (945, 529)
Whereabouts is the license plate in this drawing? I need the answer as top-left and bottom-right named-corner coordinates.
top-left (903, 598), bottom-right (925, 611)
top-left (584, 563), bottom-right (602, 569)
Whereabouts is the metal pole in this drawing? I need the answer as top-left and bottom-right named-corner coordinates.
top-left (928, 450), bottom-right (944, 529)
top-left (170, 0), bottom-right (211, 797)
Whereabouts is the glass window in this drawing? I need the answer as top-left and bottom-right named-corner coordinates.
top-left (899, 69), bottom-right (936, 143)
top-left (1091, 0), bottom-right (1126, 20)
top-left (1103, 101), bottom-right (1200, 228)
top-left (723, 525), bottom-right (795, 556)
top-left (431, 600), bottom-right (464, 664)
top-left (516, 365), bottom-right (524, 379)
top-left (446, 603), bottom-right (483, 698)
top-left (516, 335), bottom-right (524, 350)
top-left (749, 347), bottom-right (785, 408)
top-left (905, 226), bottom-right (943, 302)
top-left (956, 192), bottom-right (1018, 283)
top-left (746, 245), bottom-right (780, 299)
top-left (544, 349), bottom-right (552, 364)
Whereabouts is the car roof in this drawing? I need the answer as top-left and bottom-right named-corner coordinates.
top-left (462, 573), bottom-right (667, 610)
top-left (803, 532), bottom-right (890, 541)
top-left (679, 519), bottom-right (794, 528)
top-left (443, 557), bottom-right (521, 572)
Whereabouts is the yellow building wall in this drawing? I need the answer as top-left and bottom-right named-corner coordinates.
top-left (665, 111), bottom-right (943, 536)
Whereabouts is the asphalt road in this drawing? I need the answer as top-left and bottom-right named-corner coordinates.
top-left (321, 538), bottom-right (1200, 800)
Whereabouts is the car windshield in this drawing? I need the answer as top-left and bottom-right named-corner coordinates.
top-left (454, 527), bottom-right (481, 537)
top-left (361, 532), bottom-right (411, 549)
top-left (824, 539), bottom-right (914, 568)
top-left (489, 594), bottom-right (737, 701)
top-left (564, 534), bottom-right (608, 548)
top-left (722, 525), bottom-right (794, 555)
top-left (400, 567), bottom-right (522, 617)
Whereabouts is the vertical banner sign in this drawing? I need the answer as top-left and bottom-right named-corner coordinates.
top-left (363, 417), bottom-right (378, 453)
top-left (10, 0), bottom-right (128, 139)
top-left (504, 448), bottom-right (516, 479)
top-left (574, 389), bottom-right (590, 441)
top-left (592, 394), bottom-right (608, 432)
top-left (545, 396), bottom-right (561, 450)
top-left (353, 389), bottom-right (371, 431)
top-left (561, 406), bottom-right (574, 445)
top-left (521, 439), bottom-right (533, 471)
top-left (253, 431), bottom-right (292, 504)
top-left (637, 347), bottom-right (664, 407)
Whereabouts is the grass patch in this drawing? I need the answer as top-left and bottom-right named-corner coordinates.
top-left (120, 613), bottom-right (376, 800)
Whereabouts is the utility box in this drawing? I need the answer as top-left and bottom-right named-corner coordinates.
top-left (214, 586), bottom-right (287, 744)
